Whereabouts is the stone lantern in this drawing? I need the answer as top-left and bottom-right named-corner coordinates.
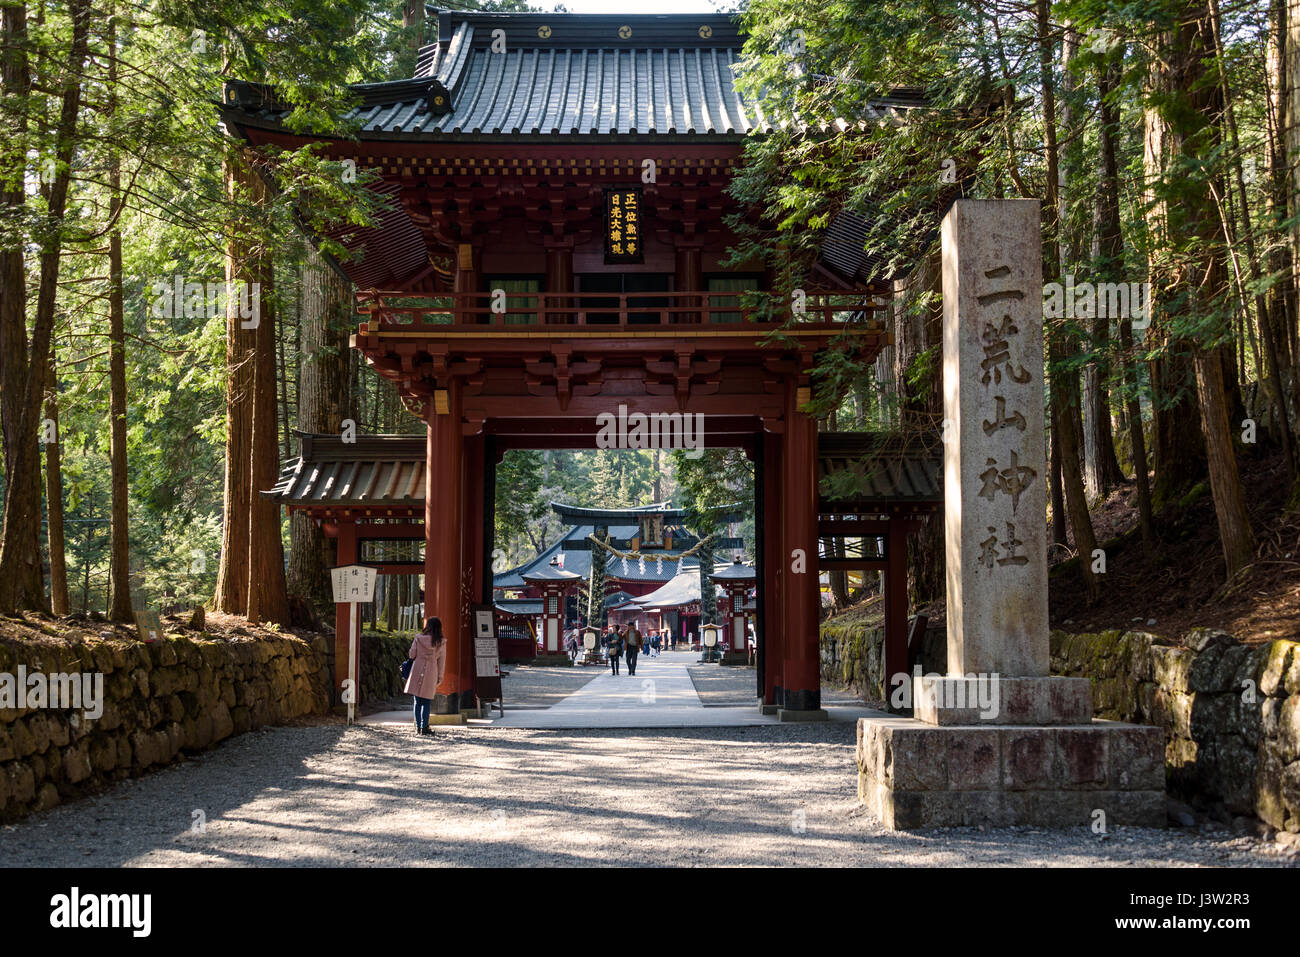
top-left (522, 556), bottom-right (581, 666)
top-left (710, 557), bottom-right (757, 666)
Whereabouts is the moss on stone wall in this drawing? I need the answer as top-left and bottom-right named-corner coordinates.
top-left (820, 604), bottom-right (1300, 830)
top-left (0, 629), bottom-right (331, 823)
top-left (1051, 628), bottom-right (1300, 832)
top-left (360, 631), bottom-right (412, 703)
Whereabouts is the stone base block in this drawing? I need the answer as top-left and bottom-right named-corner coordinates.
top-left (914, 675), bottom-right (1092, 726)
top-left (428, 713), bottom-right (466, 726)
top-left (856, 714), bottom-right (1166, 829)
top-left (718, 652), bottom-right (751, 666)
top-left (759, 704), bottom-right (779, 716)
top-left (526, 655), bottom-right (573, 667)
top-left (778, 708), bottom-right (829, 722)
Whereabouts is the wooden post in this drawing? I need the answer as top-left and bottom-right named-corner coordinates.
top-left (461, 433), bottom-right (485, 704)
top-left (884, 517), bottom-right (909, 708)
top-left (781, 383), bottom-right (821, 712)
top-left (762, 427), bottom-right (784, 706)
top-left (333, 520), bottom-right (357, 700)
top-left (426, 386), bottom-right (469, 713)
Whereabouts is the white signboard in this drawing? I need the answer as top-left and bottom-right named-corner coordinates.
top-left (472, 606), bottom-right (500, 680)
top-left (331, 565), bottom-right (377, 603)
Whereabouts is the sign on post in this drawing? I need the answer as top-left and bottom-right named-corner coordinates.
top-left (134, 610), bottom-right (163, 643)
top-left (472, 605), bottom-right (503, 710)
top-left (331, 565), bottom-right (377, 724)
top-left (331, 565), bottom-right (376, 603)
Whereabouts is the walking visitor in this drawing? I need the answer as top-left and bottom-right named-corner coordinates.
top-left (623, 621), bottom-right (643, 676)
top-left (607, 626), bottom-right (623, 675)
top-left (405, 616), bottom-right (447, 735)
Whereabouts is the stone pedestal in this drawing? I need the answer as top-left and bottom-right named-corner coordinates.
top-left (857, 714), bottom-right (1165, 828)
top-left (719, 650), bottom-right (750, 666)
top-left (856, 200), bottom-right (1165, 829)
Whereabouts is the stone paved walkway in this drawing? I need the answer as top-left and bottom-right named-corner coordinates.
top-left (360, 652), bottom-right (876, 729)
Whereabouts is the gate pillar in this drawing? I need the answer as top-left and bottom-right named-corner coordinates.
top-left (779, 383), bottom-right (825, 716)
top-left (426, 385), bottom-right (474, 713)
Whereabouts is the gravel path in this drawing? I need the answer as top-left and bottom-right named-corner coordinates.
top-left (1, 721), bottom-right (1294, 867)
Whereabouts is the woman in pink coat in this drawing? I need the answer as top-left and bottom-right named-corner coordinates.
top-left (405, 617), bottom-right (447, 734)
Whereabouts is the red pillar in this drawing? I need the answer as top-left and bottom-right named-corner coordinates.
top-left (426, 386), bottom-right (470, 713)
top-left (884, 517), bottom-right (909, 706)
top-left (461, 433), bottom-right (485, 700)
top-left (763, 429), bottom-right (784, 706)
top-left (781, 383), bottom-right (821, 711)
top-left (333, 520), bottom-right (358, 700)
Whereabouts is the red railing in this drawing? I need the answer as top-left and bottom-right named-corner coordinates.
top-left (355, 290), bottom-right (886, 330)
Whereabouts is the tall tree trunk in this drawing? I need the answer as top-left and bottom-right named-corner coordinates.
top-left (1096, 49), bottom-right (1155, 551)
top-left (1143, 66), bottom-right (1208, 505)
top-left (246, 201), bottom-right (290, 626)
top-left (1040, 0), bottom-right (1099, 599)
top-left (402, 0), bottom-right (425, 72)
top-left (43, 357), bottom-right (68, 615)
top-left (212, 149), bottom-right (257, 615)
top-left (1060, 20), bottom-right (1124, 500)
top-left (107, 13), bottom-right (132, 623)
top-left (0, 0), bottom-right (89, 615)
top-left (1147, 5), bottom-right (1256, 580)
top-left (1196, 348), bottom-right (1256, 578)
top-left (893, 248), bottom-right (943, 606)
top-left (287, 243), bottom-right (355, 619)
top-left (1285, 0), bottom-right (1300, 416)
top-left (1265, 0), bottom-right (1294, 382)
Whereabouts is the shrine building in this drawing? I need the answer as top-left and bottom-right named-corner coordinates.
top-left (237, 9), bottom-right (943, 718)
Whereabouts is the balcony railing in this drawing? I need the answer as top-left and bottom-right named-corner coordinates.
top-left (355, 290), bottom-right (886, 331)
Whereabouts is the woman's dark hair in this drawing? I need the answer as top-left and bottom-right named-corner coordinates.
top-left (422, 616), bottom-right (445, 646)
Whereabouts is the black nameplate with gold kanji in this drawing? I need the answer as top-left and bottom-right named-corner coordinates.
top-left (604, 187), bottom-right (643, 264)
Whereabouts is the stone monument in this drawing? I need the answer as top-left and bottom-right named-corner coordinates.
top-left (855, 199), bottom-right (1166, 828)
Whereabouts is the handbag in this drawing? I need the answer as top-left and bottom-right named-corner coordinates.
top-left (400, 657), bottom-right (414, 680)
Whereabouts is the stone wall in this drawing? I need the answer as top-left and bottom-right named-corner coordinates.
top-left (820, 618), bottom-right (946, 702)
top-left (360, 631), bottom-right (413, 703)
top-left (1052, 628), bottom-right (1300, 832)
top-left (821, 617), bottom-right (1300, 831)
top-left (0, 630), bottom-right (331, 823)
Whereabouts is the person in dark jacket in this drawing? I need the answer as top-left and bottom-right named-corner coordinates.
top-left (607, 627), bottom-right (623, 675)
top-left (622, 622), bottom-right (643, 675)
top-left (405, 617), bottom-right (447, 735)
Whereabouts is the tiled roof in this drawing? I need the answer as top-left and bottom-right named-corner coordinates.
top-left (634, 570), bottom-right (710, 609)
top-left (817, 432), bottom-right (943, 507)
top-left (269, 431), bottom-right (942, 516)
top-left (356, 13), bottom-right (768, 140)
top-left (265, 432), bottom-right (426, 509)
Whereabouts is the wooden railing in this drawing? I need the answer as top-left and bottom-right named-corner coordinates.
top-left (355, 290), bottom-right (886, 330)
